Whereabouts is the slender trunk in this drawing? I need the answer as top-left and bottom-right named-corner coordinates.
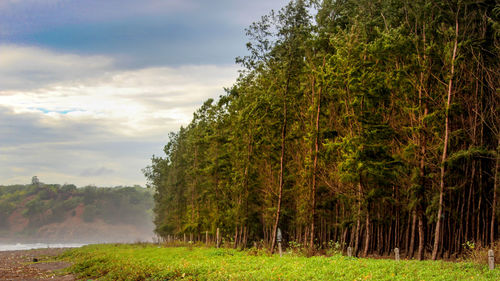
top-left (491, 138), bottom-right (499, 245)
top-left (342, 227), bottom-right (348, 249)
top-left (310, 82), bottom-right (322, 248)
top-left (354, 183), bottom-right (362, 256)
top-left (477, 184), bottom-right (482, 243)
top-left (432, 14), bottom-right (459, 260)
top-left (234, 226), bottom-right (239, 249)
top-left (418, 113), bottom-right (427, 260)
top-left (409, 211), bottom-right (417, 258)
top-left (417, 215), bottom-right (425, 260)
top-left (377, 214), bottom-right (383, 255)
top-left (394, 185), bottom-right (399, 251)
top-left (465, 163), bottom-right (475, 241)
top-left (243, 226), bottom-right (248, 249)
top-left (243, 137), bottom-right (252, 238)
top-left (404, 213), bottom-right (411, 255)
top-left (271, 93), bottom-right (287, 254)
top-left (350, 224), bottom-right (356, 248)
top-left (362, 218), bottom-right (369, 256)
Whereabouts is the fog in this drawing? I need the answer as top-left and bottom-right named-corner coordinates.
top-left (0, 184), bottom-right (156, 249)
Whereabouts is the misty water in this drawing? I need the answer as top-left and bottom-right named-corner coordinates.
top-left (0, 242), bottom-right (87, 251)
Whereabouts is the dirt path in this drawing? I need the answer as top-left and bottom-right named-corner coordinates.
top-left (0, 248), bottom-right (74, 281)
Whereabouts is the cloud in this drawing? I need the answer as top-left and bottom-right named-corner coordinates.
top-left (80, 167), bottom-right (114, 177)
top-left (0, 104), bottom-right (168, 186)
top-left (0, 44), bottom-right (238, 128)
top-left (0, 0), bottom-right (290, 67)
top-left (2, 82), bottom-right (237, 137)
top-left (0, 45), bottom-right (113, 90)
top-left (0, 45), bottom-right (239, 186)
top-left (0, 0), bottom-right (292, 186)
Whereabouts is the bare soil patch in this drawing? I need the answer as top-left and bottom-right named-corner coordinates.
top-left (0, 248), bottom-right (74, 281)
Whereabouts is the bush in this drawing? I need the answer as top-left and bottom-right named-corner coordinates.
top-left (82, 205), bottom-right (99, 222)
top-left (462, 241), bottom-right (500, 265)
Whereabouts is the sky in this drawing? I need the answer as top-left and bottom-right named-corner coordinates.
top-left (0, 0), bottom-right (290, 187)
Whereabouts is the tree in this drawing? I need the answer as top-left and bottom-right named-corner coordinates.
top-left (146, 0), bottom-right (500, 259)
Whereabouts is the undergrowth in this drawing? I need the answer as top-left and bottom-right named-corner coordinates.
top-left (59, 244), bottom-right (499, 281)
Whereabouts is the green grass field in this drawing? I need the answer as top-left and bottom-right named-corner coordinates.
top-left (60, 244), bottom-right (499, 280)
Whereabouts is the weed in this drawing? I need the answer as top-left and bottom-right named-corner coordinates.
top-left (60, 244), bottom-right (500, 280)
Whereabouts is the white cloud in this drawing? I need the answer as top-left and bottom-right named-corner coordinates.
top-left (0, 45), bottom-right (114, 90)
top-left (0, 45), bottom-right (238, 133)
top-left (0, 45), bottom-right (239, 186)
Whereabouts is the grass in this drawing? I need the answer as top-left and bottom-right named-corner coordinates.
top-left (59, 244), bottom-right (499, 280)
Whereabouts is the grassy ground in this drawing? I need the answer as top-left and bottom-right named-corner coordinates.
top-left (60, 244), bottom-right (499, 280)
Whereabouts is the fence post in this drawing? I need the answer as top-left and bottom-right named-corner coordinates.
top-left (394, 248), bottom-right (400, 261)
top-left (347, 246), bottom-right (353, 257)
top-left (488, 249), bottom-right (495, 270)
top-left (277, 228), bottom-right (283, 257)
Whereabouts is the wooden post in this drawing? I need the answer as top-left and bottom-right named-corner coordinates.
top-left (395, 248), bottom-right (400, 261)
top-left (488, 249), bottom-right (495, 270)
top-left (206, 231), bottom-right (209, 246)
top-left (277, 227), bottom-right (283, 256)
top-left (216, 228), bottom-right (220, 248)
top-left (347, 246), bottom-right (352, 257)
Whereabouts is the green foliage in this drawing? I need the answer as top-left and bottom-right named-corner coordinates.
top-left (145, 0), bottom-right (499, 258)
top-left (82, 204), bottom-right (99, 222)
top-left (0, 184), bottom-right (154, 232)
top-left (62, 244), bottom-right (500, 280)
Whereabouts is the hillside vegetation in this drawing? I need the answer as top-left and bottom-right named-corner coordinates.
top-left (144, 0), bottom-right (499, 260)
top-left (0, 181), bottom-right (154, 242)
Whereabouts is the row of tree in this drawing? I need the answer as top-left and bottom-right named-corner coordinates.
top-left (145, 0), bottom-right (499, 259)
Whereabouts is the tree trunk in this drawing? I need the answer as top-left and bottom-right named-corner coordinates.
top-left (243, 226), bottom-right (248, 249)
top-left (354, 183), bottom-right (362, 256)
top-left (418, 115), bottom-right (427, 260)
top-left (363, 209), bottom-right (370, 257)
top-left (491, 139), bottom-right (499, 245)
top-left (234, 227), bottom-right (239, 249)
top-left (310, 81), bottom-right (322, 248)
top-left (432, 14), bottom-right (459, 261)
top-left (271, 94), bottom-right (287, 254)
top-left (409, 211), bottom-right (417, 258)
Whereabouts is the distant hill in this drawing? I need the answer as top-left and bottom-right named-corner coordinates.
top-left (0, 183), bottom-right (154, 243)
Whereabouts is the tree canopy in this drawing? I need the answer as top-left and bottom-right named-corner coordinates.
top-left (145, 0), bottom-right (499, 259)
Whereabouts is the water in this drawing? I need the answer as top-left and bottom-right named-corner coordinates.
top-left (0, 243), bottom-right (87, 251)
